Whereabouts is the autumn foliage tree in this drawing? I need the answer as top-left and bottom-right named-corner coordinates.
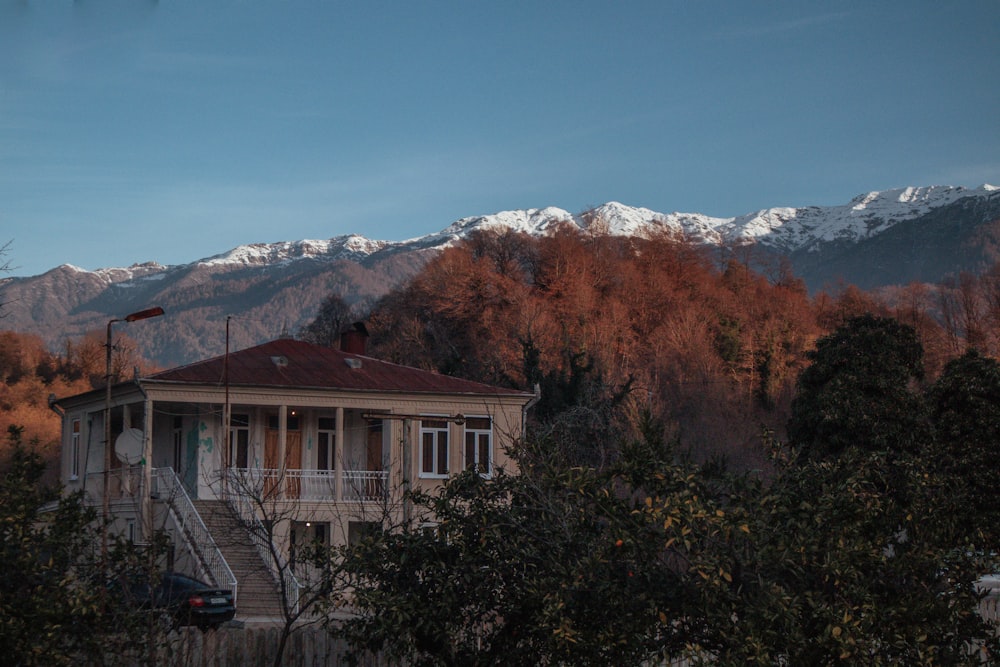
top-left (366, 224), bottom-right (823, 467)
top-left (0, 329), bottom-right (155, 479)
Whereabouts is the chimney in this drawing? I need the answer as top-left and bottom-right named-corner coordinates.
top-left (340, 322), bottom-right (370, 355)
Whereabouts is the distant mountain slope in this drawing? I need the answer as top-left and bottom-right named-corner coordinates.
top-left (1, 184), bottom-right (997, 365)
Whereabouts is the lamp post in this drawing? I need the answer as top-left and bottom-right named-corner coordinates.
top-left (102, 306), bottom-right (164, 566)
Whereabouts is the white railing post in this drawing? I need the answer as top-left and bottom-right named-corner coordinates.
top-left (341, 470), bottom-right (389, 502)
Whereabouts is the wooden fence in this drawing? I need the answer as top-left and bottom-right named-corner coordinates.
top-left (116, 625), bottom-right (695, 667)
top-left (121, 626), bottom-right (383, 667)
top-left (111, 587), bottom-right (1000, 667)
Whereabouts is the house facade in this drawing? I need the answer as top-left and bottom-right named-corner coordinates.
top-left (53, 333), bottom-right (536, 615)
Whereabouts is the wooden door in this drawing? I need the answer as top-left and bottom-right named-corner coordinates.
top-left (366, 422), bottom-right (384, 498)
top-left (285, 431), bottom-right (302, 498)
top-left (264, 430), bottom-right (280, 498)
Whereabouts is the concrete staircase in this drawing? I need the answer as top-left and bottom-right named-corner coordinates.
top-left (190, 499), bottom-right (285, 621)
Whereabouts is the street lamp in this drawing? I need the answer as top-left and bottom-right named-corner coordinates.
top-left (102, 306), bottom-right (164, 564)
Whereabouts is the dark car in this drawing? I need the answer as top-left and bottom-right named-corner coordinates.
top-left (113, 572), bottom-right (236, 630)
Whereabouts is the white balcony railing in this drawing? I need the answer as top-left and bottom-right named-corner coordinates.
top-left (340, 470), bottom-right (388, 502)
top-left (85, 465), bottom-right (142, 501)
top-left (224, 468), bottom-right (389, 502)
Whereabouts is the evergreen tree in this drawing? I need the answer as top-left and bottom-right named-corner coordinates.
top-left (788, 314), bottom-right (926, 460)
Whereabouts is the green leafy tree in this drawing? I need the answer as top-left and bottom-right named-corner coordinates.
top-left (711, 446), bottom-right (998, 665)
top-left (0, 426), bottom-right (106, 665)
top-left (333, 425), bottom-right (737, 667)
top-left (926, 349), bottom-right (1000, 546)
top-left (0, 426), bottom-right (171, 666)
top-left (788, 314), bottom-right (926, 460)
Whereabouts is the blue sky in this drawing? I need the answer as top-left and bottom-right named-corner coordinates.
top-left (2, 0), bottom-right (998, 278)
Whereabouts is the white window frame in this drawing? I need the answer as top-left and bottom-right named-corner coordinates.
top-left (172, 416), bottom-right (183, 473)
top-left (463, 416), bottom-right (493, 476)
top-left (419, 416), bottom-right (450, 478)
top-left (230, 413), bottom-right (250, 469)
top-left (70, 417), bottom-right (81, 480)
top-left (316, 416), bottom-right (336, 471)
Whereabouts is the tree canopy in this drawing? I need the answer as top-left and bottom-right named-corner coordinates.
top-left (331, 315), bottom-right (1000, 665)
top-left (787, 314), bottom-right (927, 460)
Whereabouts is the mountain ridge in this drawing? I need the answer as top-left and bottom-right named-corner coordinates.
top-left (2, 184), bottom-right (999, 366)
top-left (27, 184), bottom-right (998, 285)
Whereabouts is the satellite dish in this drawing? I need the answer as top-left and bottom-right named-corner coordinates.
top-left (115, 427), bottom-right (144, 464)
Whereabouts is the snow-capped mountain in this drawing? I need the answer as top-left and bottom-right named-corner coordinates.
top-left (48, 184), bottom-right (997, 287)
top-left (2, 184), bottom-right (998, 365)
top-left (434, 185), bottom-right (998, 254)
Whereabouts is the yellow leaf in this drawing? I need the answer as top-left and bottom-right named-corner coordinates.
top-left (831, 626), bottom-right (842, 638)
top-left (739, 524), bottom-right (750, 534)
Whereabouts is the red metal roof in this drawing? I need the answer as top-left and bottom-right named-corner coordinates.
top-left (147, 338), bottom-right (532, 398)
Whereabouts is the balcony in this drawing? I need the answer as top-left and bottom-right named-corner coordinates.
top-left (86, 465), bottom-right (142, 501)
top-left (224, 468), bottom-right (388, 503)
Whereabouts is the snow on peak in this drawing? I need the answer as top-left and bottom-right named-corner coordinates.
top-left (91, 262), bottom-right (168, 284)
top-left (197, 235), bottom-right (386, 268)
top-left (715, 184), bottom-right (999, 252)
top-left (34, 183), bottom-right (997, 280)
top-left (422, 184), bottom-right (997, 255)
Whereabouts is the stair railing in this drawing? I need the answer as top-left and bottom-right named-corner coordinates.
top-left (223, 468), bottom-right (301, 616)
top-left (152, 467), bottom-right (238, 605)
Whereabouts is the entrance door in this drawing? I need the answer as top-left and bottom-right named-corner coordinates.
top-left (264, 427), bottom-right (302, 498)
top-left (264, 430), bottom-right (280, 498)
top-left (366, 421), bottom-right (384, 498)
top-left (366, 421), bottom-right (382, 471)
top-left (285, 431), bottom-right (302, 498)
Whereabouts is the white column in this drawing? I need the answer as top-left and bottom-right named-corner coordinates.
top-left (335, 407), bottom-right (344, 502)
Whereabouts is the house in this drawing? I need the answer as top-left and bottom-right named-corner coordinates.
top-left (52, 328), bottom-right (537, 618)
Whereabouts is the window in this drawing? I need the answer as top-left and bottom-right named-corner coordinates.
top-left (317, 417), bottom-right (336, 471)
top-left (230, 413), bottom-right (249, 468)
top-left (311, 521), bottom-right (329, 547)
top-left (420, 418), bottom-right (449, 477)
top-left (70, 418), bottom-right (81, 479)
top-left (464, 416), bottom-right (492, 475)
top-left (290, 521), bottom-right (330, 567)
top-left (172, 416), bottom-right (183, 472)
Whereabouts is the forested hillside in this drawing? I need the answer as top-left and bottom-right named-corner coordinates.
top-left (4, 223), bottom-right (1000, 476)
top-left (362, 224), bottom-right (1000, 468)
top-left (0, 330), bottom-right (154, 481)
